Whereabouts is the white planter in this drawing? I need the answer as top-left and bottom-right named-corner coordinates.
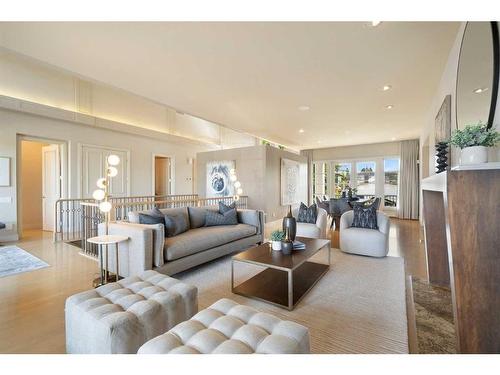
top-left (461, 146), bottom-right (488, 165)
top-left (271, 241), bottom-right (282, 251)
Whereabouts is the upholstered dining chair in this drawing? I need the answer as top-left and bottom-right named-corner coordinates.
top-left (329, 198), bottom-right (352, 230)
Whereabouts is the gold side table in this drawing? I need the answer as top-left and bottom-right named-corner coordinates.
top-left (87, 235), bottom-right (129, 288)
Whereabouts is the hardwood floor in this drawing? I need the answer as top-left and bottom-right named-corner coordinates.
top-left (0, 218), bottom-right (426, 353)
top-left (0, 230), bottom-right (98, 353)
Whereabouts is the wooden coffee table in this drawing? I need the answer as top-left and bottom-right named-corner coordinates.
top-left (231, 237), bottom-right (331, 310)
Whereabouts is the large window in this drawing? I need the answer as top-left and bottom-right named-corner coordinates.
top-left (384, 158), bottom-right (399, 209)
top-left (356, 161), bottom-right (376, 197)
top-left (333, 163), bottom-right (351, 198)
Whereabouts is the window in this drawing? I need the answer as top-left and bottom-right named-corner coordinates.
top-left (384, 158), bottom-right (399, 209)
top-left (333, 162), bottom-right (351, 198)
top-left (356, 161), bottom-right (376, 197)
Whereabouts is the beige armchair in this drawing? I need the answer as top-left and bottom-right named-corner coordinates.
top-left (339, 210), bottom-right (390, 257)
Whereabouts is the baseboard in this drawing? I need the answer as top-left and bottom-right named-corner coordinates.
top-left (0, 232), bottom-right (20, 242)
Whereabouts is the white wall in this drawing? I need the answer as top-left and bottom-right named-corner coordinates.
top-left (0, 50), bottom-right (259, 150)
top-left (311, 141), bottom-right (401, 161)
top-left (0, 107), bottom-right (209, 240)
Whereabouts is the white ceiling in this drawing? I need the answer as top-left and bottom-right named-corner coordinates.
top-left (0, 22), bottom-right (460, 150)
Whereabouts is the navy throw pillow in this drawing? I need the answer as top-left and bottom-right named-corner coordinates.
top-left (205, 208), bottom-right (238, 226)
top-left (219, 201), bottom-right (236, 214)
top-left (351, 204), bottom-right (378, 230)
top-left (297, 203), bottom-right (317, 224)
top-left (164, 214), bottom-right (189, 237)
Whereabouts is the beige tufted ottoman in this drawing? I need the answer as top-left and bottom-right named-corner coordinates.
top-left (138, 298), bottom-right (310, 354)
top-left (65, 270), bottom-right (197, 354)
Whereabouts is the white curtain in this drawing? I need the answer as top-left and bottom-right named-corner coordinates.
top-left (398, 140), bottom-right (420, 219)
top-left (300, 149), bottom-right (314, 205)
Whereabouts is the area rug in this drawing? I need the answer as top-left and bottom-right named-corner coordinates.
top-left (412, 277), bottom-right (456, 353)
top-left (0, 246), bottom-right (49, 278)
top-left (176, 248), bottom-right (408, 353)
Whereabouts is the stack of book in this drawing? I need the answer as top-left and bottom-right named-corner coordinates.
top-left (292, 240), bottom-right (306, 250)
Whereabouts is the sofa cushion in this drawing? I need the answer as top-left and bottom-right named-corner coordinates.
top-left (164, 224), bottom-right (257, 261)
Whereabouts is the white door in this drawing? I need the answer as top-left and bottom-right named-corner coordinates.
top-left (42, 145), bottom-right (60, 231)
top-left (81, 145), bottom-right (129, 198)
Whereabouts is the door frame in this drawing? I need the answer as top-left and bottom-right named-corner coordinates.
top-left (16, 134), bottom-right (68, 238)
top-left (151, 153), bottom-right (175, 196)
top-left (77, 143), bottom-right (131, 198)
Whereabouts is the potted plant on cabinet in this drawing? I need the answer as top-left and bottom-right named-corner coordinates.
top-left (449, 123), bottom-right (499, 165)
top-left (270, 230), bottom-right (285, 251)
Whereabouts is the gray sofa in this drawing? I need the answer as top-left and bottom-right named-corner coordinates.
top-left (98, 206), bottom-right (264, 277)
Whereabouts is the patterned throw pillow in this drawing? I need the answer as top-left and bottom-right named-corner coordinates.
top-left (219, 201), bottom-right (236, 214)
top-left (164, 214), bottom-right (190, 237)
top-left (205, 208), bottom-right (238, 226)
top-left (297, 203), bottom-right (317, 224)
top-left (351, 204), bottom-right (378, 230)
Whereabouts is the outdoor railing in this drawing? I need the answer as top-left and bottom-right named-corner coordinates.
top-left (55, 194), bottom-right (248, 258)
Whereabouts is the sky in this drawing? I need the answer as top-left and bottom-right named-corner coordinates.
top-left (336, 159), bottom-right (399, 173)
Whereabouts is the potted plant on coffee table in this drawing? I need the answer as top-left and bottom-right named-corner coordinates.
top-left (270, 230), bottom-right (285, 251)
top-left (449, 123), bottom-right (499, 165)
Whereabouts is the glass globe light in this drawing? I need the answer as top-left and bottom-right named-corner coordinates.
top-left (237, 188), bottom-right (243, 195)
top-left (234, 181), bottom-right (241, 188)
top-left (230, 175), bottom-right (237, 182)
top-left (229, 168), bottom-right (236, 175)
top-left (233, 195), bottom-right (240, 201)
top-left (92, 189), bottom-right (105, 201)
top-left (99, 201), bottom-right (112, 213)
top-left (96, 178), bottom-right (107, 189)
top-left (107, 154), bottom-right (120, 166)
top-left (107, 166), bottom-right (118, 177)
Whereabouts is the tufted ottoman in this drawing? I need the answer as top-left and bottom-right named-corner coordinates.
top-left (138, 298), bottom-right (310, 354)
top-left (65, 270), bottom-right (197, 354)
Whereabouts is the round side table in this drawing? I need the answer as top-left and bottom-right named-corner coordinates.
top-left (87, 235), bottom-right (129, 288)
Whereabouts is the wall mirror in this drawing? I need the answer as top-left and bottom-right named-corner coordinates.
top-left (456, 22), bottom-right (499, 130)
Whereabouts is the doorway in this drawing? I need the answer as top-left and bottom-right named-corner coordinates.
top-left (18, 137), bottom-right (65, 237)
top-left (153, 155), bottom-right (172, 196)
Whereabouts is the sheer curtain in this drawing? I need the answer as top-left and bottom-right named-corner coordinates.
top-left (300, 149), bottom-right (314, 205)
top-left (398, 139), bottom-right (420, 219)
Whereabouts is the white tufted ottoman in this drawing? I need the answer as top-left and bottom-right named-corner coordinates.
top-left (65, 270), bottom-right (197, 354)
top-left (138, 298), bottom-right (310, 354)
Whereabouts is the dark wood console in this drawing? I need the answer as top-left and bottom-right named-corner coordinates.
top-left (422, 166), bottom-right (500, 353)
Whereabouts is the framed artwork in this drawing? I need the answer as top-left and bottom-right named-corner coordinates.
top-left (435, 95), bottom-right (452, 143)
top-left (206, 160), bottom-right (235, 197)
top-left (435, 95), bottom-right (452, 169)
top-left (280, 158), bottom-right (307, 205)
top-left (0, 157), bottom-right (10, 187)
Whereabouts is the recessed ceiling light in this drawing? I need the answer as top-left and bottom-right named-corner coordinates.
top-left (391, 137), bottom-right (397, 141)
top-left (473, 87), bottom-right (488, 94)
top-left (382, 85), bottom-right (392, 91)
top-left (298, 105), bottom-right (310, 111)
top-left (371, 21), bottom-right (382, 27)
top-left (317, 140), bottom-right (322, 144)
top-left (385, 105), bottom-right (394, 110)
top-left (299, 129), bottom-right (305, 133)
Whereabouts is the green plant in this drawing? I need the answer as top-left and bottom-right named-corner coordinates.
top-left (449, 123), bottom-right (500, 149)
top-left (270, 229), bottom-right (285, 241)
